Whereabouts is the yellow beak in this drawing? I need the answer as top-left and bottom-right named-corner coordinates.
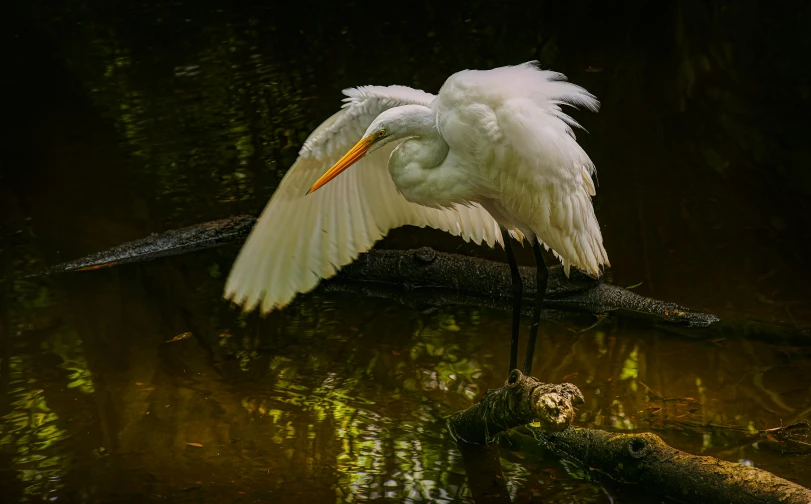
top-left (307, 134), bottom-right (376, 194)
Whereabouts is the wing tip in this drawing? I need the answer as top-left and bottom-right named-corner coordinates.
top-left (223, 283), bottom-right (297, 317)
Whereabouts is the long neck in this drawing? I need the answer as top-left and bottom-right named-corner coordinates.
top-left (387, 107), bottom-right (462, 207)
top-left (388, 106), bottom-right (448, 168)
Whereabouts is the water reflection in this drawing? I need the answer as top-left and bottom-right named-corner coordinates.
top-left (1, 254), bottom-right (810, 502)
top-left (1, 360), bottom-right (68, 501)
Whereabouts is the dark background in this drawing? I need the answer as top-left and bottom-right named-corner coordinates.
top-left (3, 0), bottom-right (810, 327)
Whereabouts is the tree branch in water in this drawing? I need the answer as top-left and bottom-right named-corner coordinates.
top-left (28, 216), bottom-right (720, 328)
top-left (329, 246), bottom-right (718, 327)
top-left (447, 370), bottom-right (584, 444)
top-left (534, 427), bottom-right (811, 504)
top-left (447, 370), bottom-right (811, 504)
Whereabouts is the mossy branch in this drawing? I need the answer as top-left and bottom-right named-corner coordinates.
top-left (447, 370), bottom-right (584, 444)
top-left (447, 370), bottom-right (811, 503)
top-left (534, 427), bottom-right (811, 504)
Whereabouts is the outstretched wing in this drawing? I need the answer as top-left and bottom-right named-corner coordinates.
top-left (435, 61), bottom-right (609, 277)
top-left (224, 85), bottom-right (506, 315)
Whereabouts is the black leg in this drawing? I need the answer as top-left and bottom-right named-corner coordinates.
top-left (501, 228), bottom-right (522, 373)
top-left (522, 239), bottom-right (548, 376)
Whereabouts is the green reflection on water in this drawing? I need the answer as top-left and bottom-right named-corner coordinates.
top-left (1, 286), bottom-right (71, 501)
top-left (46, 329), bottom-right (96, 395)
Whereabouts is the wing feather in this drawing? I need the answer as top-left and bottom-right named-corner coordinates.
top-left (225, 86), bottom-right (504, 314)
top-left (435, 61), bottom-right (609, 277)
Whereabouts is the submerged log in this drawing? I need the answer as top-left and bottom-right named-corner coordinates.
top-left (29, 215), bottom-right (719, 327)
top-left (32, 215), bottom-right (257, 274)
top-left (329, 246), bottom-right (718, 327)
top-left (447, 372), bottom-right (811, 504)
top-left (533, 428), bottom-right (811, 504)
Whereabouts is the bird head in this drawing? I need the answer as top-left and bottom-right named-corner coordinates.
top-left (305, 118), bottom-right (391, 195)
top-left (306, 105), bottom-right (432, 194)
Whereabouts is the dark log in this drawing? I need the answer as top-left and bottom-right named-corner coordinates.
top-left (447, 372), bottom-right (811, 504)
top-left (447, 370), bottom-right (584, 445)
top-left (533, 427), bottom-right (811, 504)
top-left (27, 215), bottom-right (719, 327)
top-left (31, 215), bottom-right (257, 274)
top-left (329, 246), bottom-right (719, 327)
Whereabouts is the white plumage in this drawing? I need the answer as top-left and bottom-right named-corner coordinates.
top-left (224, 61), bottom-right (609, 315)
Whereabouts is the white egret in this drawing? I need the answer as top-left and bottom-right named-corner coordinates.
top-left (224, 61), bottom-right (609, 375)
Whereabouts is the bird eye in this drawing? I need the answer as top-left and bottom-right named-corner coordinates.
top-left (377, 129), bottom-right (386, 138)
